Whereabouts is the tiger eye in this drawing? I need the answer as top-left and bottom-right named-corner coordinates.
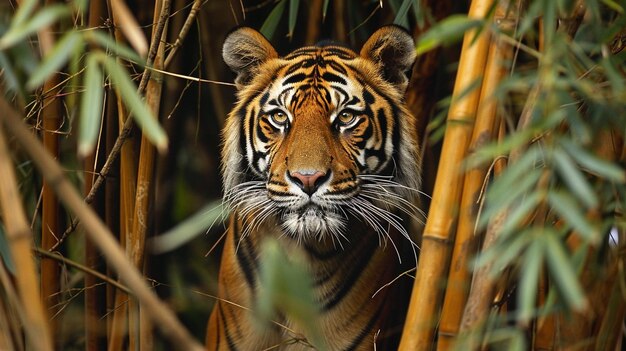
top-left (337, 111), bottom-right (356, 125)
top-left (270, 111), bottom-right (288, 125)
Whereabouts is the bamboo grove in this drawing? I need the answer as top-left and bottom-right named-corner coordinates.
top-left (0, 0), bottom-right (625, 350)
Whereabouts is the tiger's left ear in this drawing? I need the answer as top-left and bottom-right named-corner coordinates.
top-left (360, 26), bottom-right (416, 93)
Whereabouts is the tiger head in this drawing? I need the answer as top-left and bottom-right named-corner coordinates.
top-left (221, 26), bottom-right (421, 243)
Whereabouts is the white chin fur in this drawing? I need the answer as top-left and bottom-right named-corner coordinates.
top-left (281, 208), bottom-right (346, 240)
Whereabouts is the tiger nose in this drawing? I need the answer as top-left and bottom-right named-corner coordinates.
top-left (287, 170), bottom-right (329, 195)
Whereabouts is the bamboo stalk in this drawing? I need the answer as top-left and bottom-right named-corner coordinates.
top-left (0, 96), bottom-right (205, 351)
top-left (85, 1), bottom-right (109, 350)
top-left (436, 17), bottom-right (512, 349)
top-left (129, 0), bottom-right (169, 348)
top-left (333, 0), bottom-right (346, 43)
top-left (305, 0), bottom-right (323, 45)
top-left (104, 82), bottom-right (121, 344)
top-left (39, 2), bottom-right (63, 335)
top-left (0, 124), bottom-right (53, 351)
top-left (398, 1), bottom-right (494, 349)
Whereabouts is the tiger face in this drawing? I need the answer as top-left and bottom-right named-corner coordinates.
top-left (221, 26), bottom-right (421, 243)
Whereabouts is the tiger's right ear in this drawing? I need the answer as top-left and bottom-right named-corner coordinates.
top-left (222, 27), bottom-right (278, 87)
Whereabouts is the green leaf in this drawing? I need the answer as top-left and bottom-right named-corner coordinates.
top-left (412, 0), bottom-right (426, 28)
top-left (288, 0), bottom-right (300, 38)
top-left (0, 5), bottom-right (70, 49)
top-left (322, 0), bottom-right (330, 21)
top-left (27, 30), bottom-right (82, 90)
top-left (544, 231), bottom-right (587, 311)
top-left (11, 0), bottom-right (38, 29)
top-left (258, 239), bottom-right (326, 350)
top-left (99, 54), bottom-right (168, 151)
top-left (498, 191), bottom-right (544, 240)
top-left (78, 54), bottom-right (104, 156)
top-left (416, 15), bottom-right (483, 55)
top-left (260, 0), bottom-right (287, 40)
top-left (479, 228), bottom-right (533, 277)
top-left (601, 0), bottom-right (624, 13)
top-left (518, 239), bottom-right (543, 323)
top-left (0, 51), bottom-right (21, 96)
top-left (548, 191), bottom-right (598, 242)
top-left (87, 30), bottom-right (145, 64)
top-left (149, 201), bottom-right (227, 254)
top-left (393, 0), bottom-right (412, 28)
top-left (552, 148), bottom-right (598, 208)
top-left (602, 56), bottom-right (626, 96)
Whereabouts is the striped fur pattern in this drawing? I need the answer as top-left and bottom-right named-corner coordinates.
top-left (207, 26), bottom-right (422, 350)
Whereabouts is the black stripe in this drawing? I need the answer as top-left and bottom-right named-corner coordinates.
top-left (328, 60), bottom-right (348, 75)
top-left (283, 73), bottom-right (307, 86)
top-left (320, 239), bottom-right (377, 311)
top-left (234, 219), bottom-right (257, 290)
top-left (345, 301), bottom-right (385, 351)
top-left (218, 304), bottom-right (240, 351)
top-left (322, 72), bottom-right (347, 85)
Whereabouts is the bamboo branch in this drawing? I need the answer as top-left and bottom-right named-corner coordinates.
top-left (0, 96), bottom-right (205, 351)
top-left (398, 0), bottom-right (494, 349)
top-left (0, 124), bottom-right (53, 351)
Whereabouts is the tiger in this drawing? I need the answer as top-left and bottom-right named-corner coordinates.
top-left (206, 25), bottom-right (422, 350)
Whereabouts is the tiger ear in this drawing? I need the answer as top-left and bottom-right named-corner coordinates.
top-left (222, 27), bottom-right (279, 87)
top-left (360, 26), bottom-right (416, 93)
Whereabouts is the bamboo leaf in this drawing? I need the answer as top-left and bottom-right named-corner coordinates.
top-left (149, 201), bottom-right (227, 254)
top-left (601, 0), bottom-right (624, 13)
top-left (416, 15), bottom-right (483, 55)
top-left (99, 54), bottom-right (168, 151)
top-left (393, 0), bottom-right (413, 28)
top-left (478, 229), bottom-right (533, 277)
top-left (322, 0), bottom-right (330, 21)
top-left (0, 5), bottom-right (70, 49)
top-left (548, 191), bottom-right (598, 242)
top-left (27, 30), bottom-right (82, 90)
top-left (518, 239), bottom-right (543, 323)
top-left (288, 0), bottom-right (300, 38)
top-left (258, 239), bottom-right (326, 350)
top-left (552, 148), bottom-right (598, 208)
top-left (87, 30), bottom-right (145, 64)
top-left (11, 0), bottom-right (38, 29)
top-left (0, 51), bottom-right (21, 96)
top-left (544, 231), bottom-right (587, 311)
top-left (260, 0), bottom-right (287, 40)
top-left (78, 54), bottom-right (104, 157)
top-left (497, 191), bottom-right (543, 240)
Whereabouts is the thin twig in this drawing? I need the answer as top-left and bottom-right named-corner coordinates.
top-left (33, 247), bottom-right (131, 294)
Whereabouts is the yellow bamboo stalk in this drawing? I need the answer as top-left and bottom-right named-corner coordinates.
top-left (436, 13), bottom-right (513, 348)
top-left (107, 5), bottom-right (139, 348)
top-left (0, 97), bottom-right (205, 351)
top-left (0, 124), bottom-right (53, 351)
top-left (129, 0), bottom-right (168, 348)
top-left (398, 1), bottom-right (494, 349)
